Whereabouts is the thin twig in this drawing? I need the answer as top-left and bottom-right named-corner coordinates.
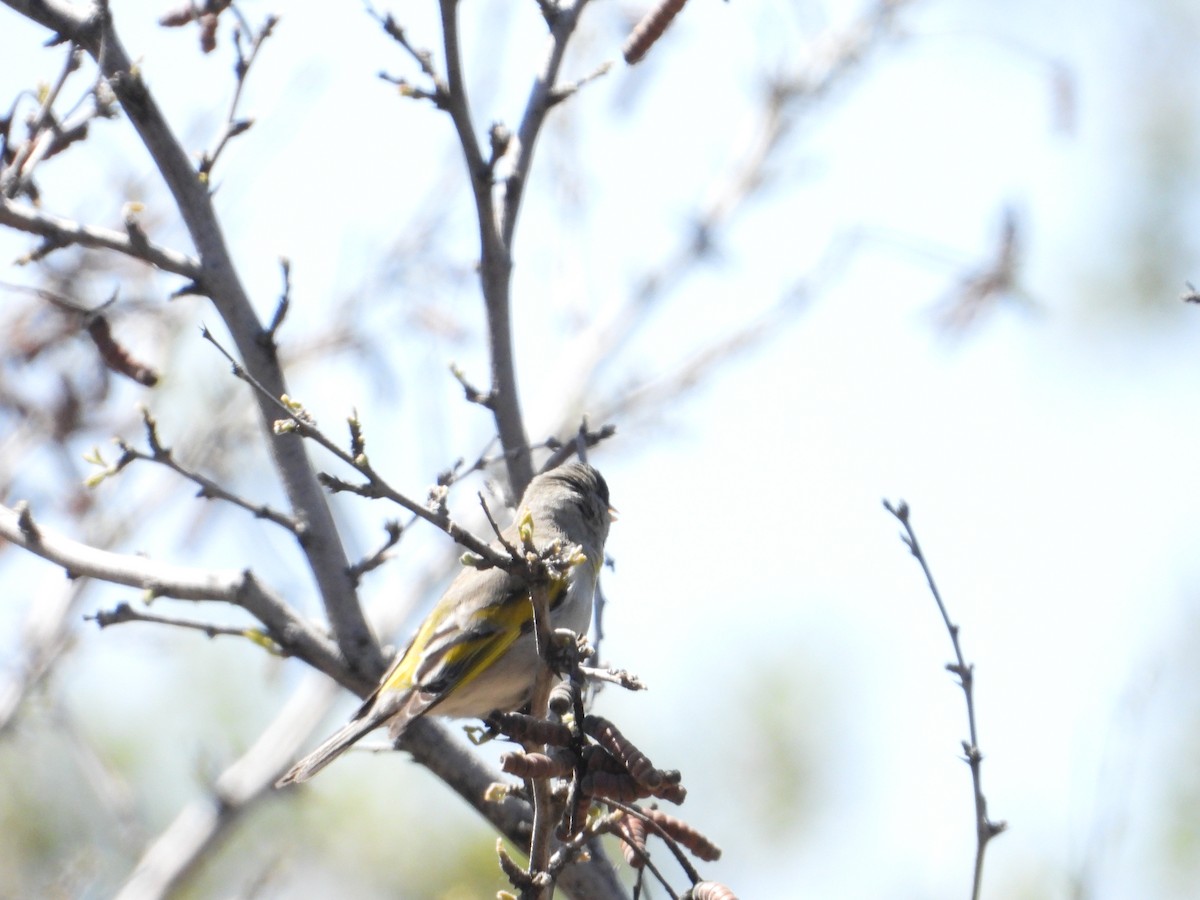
top-left (933, 207), bottom-right (1031, 333)
top-left (883, 499), bottom-right (1006, 900)
top-left (544, 424), bottom-right (619, 472)
top-left (105, 406), bottom-right (301, 533)
top-left (345, 519), bottom-right (404, 584)
top-left (262, 257), bottom-right (290, 345)
top-left (0, 501), bottom-right (353, 690)
top-left (522, 580), bottom-right (560, 900)
top-left (539, 423), bottom-right (617, 472)
top-left (582, 813), bottom-right (679, 900)
top-left (547, 60), bottom-right (611, 107)
top-left (4, 0), bottom-right (380, 671)
top-left (0, 41), bottom-right (82, 196)
top-left (197, 13), bottom-right (277, 179)
top-left (199, 325), bottom-right (513, 569)
top-left (441, 423), bottom-right (616, 486)
top-left (0, 196), bottom-right (202, 277)
top-left (85, 600), bottom-right (284, 652)
top-left (479, 492), bottom-right (521, 558)
top-left (578, 664), bottom-right (645, 691)
top-left (368, 4), bottom-right (448, 105)
top-left (601, 797), bottom-right (701, 888)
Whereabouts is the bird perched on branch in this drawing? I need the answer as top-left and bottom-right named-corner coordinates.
top-left (276, 461), bottom-right (613, 786)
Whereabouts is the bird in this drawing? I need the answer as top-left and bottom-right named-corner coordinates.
top-left (276, 461), bottom-right (613, 786)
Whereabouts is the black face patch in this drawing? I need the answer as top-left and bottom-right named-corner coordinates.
top-left (554, 463), bottom-right (609, 508)
top-left (591, 470), bottom-right (610, 508)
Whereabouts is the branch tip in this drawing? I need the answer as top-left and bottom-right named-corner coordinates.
top-left (261, 257), bottom-right (291, 344)
top-left (886, 498), bottom-right (1004, 899)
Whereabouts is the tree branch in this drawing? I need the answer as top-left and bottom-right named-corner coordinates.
top-left (1, 0), bottom-right (383, 677)
top-left (85, 600), bottom-right (288, 651)
top-left (0, 6), bottom-right (634, 896)
top-left (196, 13), bottom-right (277, 180)
top-left (197, 328), bottom-right (517, 569)
top-left (0, 196), bottom-right (201, 276)
top-left (499, 0), bottom-right (590, 248)
top-left (400, 719), bottom-right (626, 899)
top-left (884, 499), bottom-right (1006, 900)
top-left (104, 406), bottom-right (301, 534)
top-left (385, 0), bottom-right (604, 497)
top-left (1, 40), bottom-right (82, 196)
top-left (0, 502), bottom-right (357, 691)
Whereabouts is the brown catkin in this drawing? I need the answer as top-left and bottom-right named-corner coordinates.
top-left (652, 780), bottom-right (687, 805)
top-left (687, 882), bottom-right (739, 900)
top-left (499, 751), bottom-right (573, 779)
top-left (488, 711), bottom-right (573, 747)
top-left (582, 715), bottom-right (663, 788)
top-left (616, 813), bottom-right (649, 869)
top-left (644, 808), bottom-right (721, 861)
top-left (581, 770), bottom-right (650, 803)
top-left (87, 317), bottom-right (159, 386)
top-left (622, 0), bottom-right (690, 65)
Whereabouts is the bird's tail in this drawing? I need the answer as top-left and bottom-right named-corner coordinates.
top-left (275, 713), bottom-right (382, 787)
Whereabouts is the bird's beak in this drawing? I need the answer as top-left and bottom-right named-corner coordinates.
top-left (608, 505), bottom-right (619, 522)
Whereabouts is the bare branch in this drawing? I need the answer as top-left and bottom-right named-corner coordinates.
top-left (107, 406), bottom-right (301, 533)
top-left (202, 323), bottom-right (515, 569)
top-left (0, 40), bottom-right (82, 195)
top-left (498, 0), bottom-right (589, 247)
top-left (345, 519), bottom-right (404, 584)
top-left (883, 499), bottom-right (1006, 900)
top-left (450, 362), bottom-right (496, 408)
top-left (196, 13), bottom-right (278, 179)
top-left (85, 600), bottom-right (284, 653)
top-left (261, 256), bottom-right (290, 345)
top-left (547, 59), bottom-right (611, 108)
top-left (400, 718), bottom-right (627, 899)
top-left (540, 422), bottom-right (616, 472)
top-left (0, 502), bottom-right (355, 690)
top-left (368, 5), bottom-right (448, 105)
top-left (433, 0), bottom-right (534, 491)
top-left (933, 207), bottom-right (1033, 333)
top-left (0, 0), bottom-right (383, 673)
top-left (597, 797), bottom-right (701, 888)
top-left (578, 664), bottom-right (645, 692)
top-left (433, 425), bottom-right (615, 489)
top-left (0, 196), bottom-right (201, 276)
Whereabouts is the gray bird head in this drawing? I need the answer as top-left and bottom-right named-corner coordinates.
top-left (523, 461), bottom-right (613, 553)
